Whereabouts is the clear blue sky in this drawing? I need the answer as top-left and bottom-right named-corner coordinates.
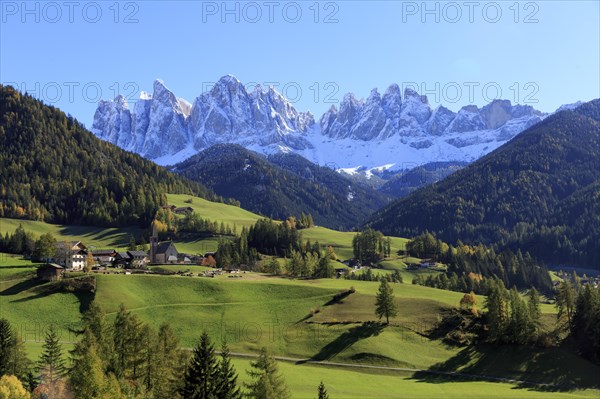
top-left (1, 1), bottom-right (599, 126)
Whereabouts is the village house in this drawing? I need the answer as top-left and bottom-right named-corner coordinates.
top-left (92, 249), bottom-right (117, 266)
top-left (113, 252), bottom-right (131, 268)
top-left (52, 241), bottom-right (87, 271)
top-left (37, 263), bottom-right (64, 281)
top-left (127, 250), bottom-right (150, 268)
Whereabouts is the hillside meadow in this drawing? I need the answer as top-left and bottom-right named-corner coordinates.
top-left (1, 195), bottom-right (597, 397)
top-left (1, 256), bottom-right (599, 397)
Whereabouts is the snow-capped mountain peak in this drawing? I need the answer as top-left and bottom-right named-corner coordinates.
top-left (92, 76), bottom-right (554, 169)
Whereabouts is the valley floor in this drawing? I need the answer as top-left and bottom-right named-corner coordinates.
top-left (1, 258), bottom-right (599, 398)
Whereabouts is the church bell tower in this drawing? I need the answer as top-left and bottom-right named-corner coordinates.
top-left (150, 221), bottom-right (159, 264)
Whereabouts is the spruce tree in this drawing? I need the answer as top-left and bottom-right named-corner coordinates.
top-left (0, 318), bottom-right (14, 376)
top-left (317, 381), bottom-right (330, 399)
top-left (215, 342), bottom-right (242, 399)
top-left (527, 287), bottom-right (542, 332)
top-left (181, 332), bottom-right (219, 399)
top-left (375, 278), bottom-right (398, 324)
top-left (556, 281), bottom-right (576, 331)
top-left (0, 319), bottom-right (28, 380)
top-left (485, 279), bottom-right (510, 343)
top-left (38, 325), bottom-right (66, 384)
top-left (246, 348), bottom-right (290, 399)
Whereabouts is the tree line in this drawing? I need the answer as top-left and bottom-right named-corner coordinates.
top-left (352, 228), bottom-right (392, 265)
top-left (154, 207), bottom-right (238, 239)
top-left (214, 218), bottom-right (334, 273)
top-left (0, 225), bottom-right (63, 263)
top-left (555, 279), bottom-right (600, 364)
top-left (475, 276), bottom-right (600, 365)
top-left (407, 232), bottom-right (553, 294)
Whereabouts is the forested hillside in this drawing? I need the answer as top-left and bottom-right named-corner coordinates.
top-left (0, 85), bottom-right (215, 227)
top-left (172, 144), bottom-right (389, 230)
top-left (367, 100), bottom-right (600, 268)
top-left (378, 161), bottom-right (468, 198)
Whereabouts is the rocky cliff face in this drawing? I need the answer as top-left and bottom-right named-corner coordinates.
top-left (94, 75), bottom-right (314, 162)
top-left (92, 75), bottom-right (546, 169)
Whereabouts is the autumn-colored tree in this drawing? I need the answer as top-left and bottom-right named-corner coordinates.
top-left (0, 375), bottom-right (30, 399)
top-left (459, 291), bottom-right (478, 314)
top-left (85, 251), bottom-right (94, 273)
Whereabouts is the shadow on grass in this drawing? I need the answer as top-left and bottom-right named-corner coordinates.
top-left (0, 278), bottom-right (45, 296)
top-left (410, 344), bottom-right (600, 392)
top-left (73, 290), bottom-right (95, 314)
top-left (3, 276), bottom-right (95, 314)
top-left (57, 225), bottom-right (140, 247)
top-left (303, 321), bottom-right (385, 362)
top-left (7, 280), bottom-right (63, 302)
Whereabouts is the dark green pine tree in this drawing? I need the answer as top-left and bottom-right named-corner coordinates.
top-left (246, 347), bottom-right (290, 399)
top-left (0, 318), bottom-right (14, 376)
top-left (181, 332), bottom-right (220, 399)
top-left (527, 287), bottom-right (542, 332)
top-left (317, 381), bottom-right (330, 399)
top-left (214, 341), bottom-right (242, 399)
top-left (38, 325), bottom-right (66, 384)
top-left (128, 234), bottom-right (137, 251)
top-left (375, 278), bottom-right (398, 324)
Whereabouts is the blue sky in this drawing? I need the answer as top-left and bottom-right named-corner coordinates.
top-left (1, 1), bottom-right (599, 126)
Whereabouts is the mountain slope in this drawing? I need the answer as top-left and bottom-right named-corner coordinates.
top-left (378, 161), bottom-right (468, 198)
top-left (171, 144), bottom-right (389, 230)
top-left (92, 76), bottom-right (545, 171)
top-left (366, 100), bottom-right (600, 267)
top-left (0, 85), bottom-right (215, 227)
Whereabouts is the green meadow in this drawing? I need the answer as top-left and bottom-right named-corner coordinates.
top-left (1, 259), bottom-right (599, 397)
top-left (0, 195), bottom-right (598, 397)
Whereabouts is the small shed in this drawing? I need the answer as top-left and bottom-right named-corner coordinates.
top-left (37, 263), bottom-right (64, 281)
top-left (174, 206), bottom-right (194, 215)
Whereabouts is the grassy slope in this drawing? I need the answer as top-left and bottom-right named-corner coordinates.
top-left (301, 226), bottom-right (409, 261)
top-left (0, 218), bottom-right (143, 250)
top-left (167, 194), bottom-right (261, 229)
top-left (232, 358), bottom-right (600, 399)
top-left (1, 194), bottom-right (409, 258)
top-left (1, 253), bottom-right (598, 395)
top-left (0, 195), bottom-right (594, 395)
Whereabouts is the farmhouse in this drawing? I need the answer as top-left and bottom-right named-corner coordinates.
top-left (53, 241), bottom-right (87, 271)
top-left (174, 206), bottom-right (194, 215)
top-left (113, 252), bottom-right (131, 268)
top-left (127, 250), bottom-right (150, 268)
top-left (92, 249), bottom-right (117, 266)
top-left (37, 263), bottom-right (64, 281)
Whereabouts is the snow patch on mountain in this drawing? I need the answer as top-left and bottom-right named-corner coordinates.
top-left (92, 76), bottom-right (556, 170)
